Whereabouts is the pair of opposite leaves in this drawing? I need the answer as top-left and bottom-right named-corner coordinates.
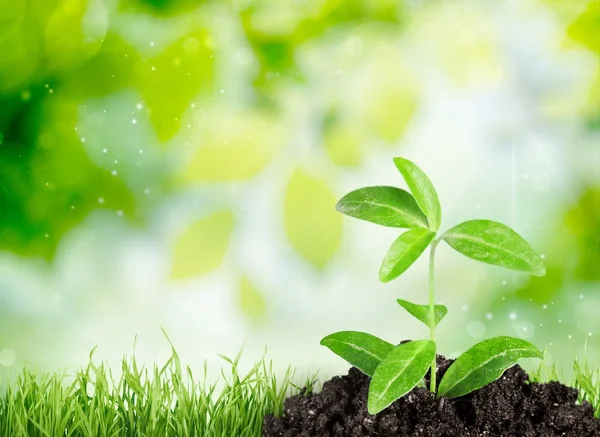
top-left (336, 158), bottom-right (545, 282)
top-left (322, 157), bottom-right (545, 414)
top-left (321, 333), bottom-right (543, 415)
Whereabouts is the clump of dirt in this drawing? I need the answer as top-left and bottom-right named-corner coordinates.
top-left (263, 355), bottom-right (600, 436)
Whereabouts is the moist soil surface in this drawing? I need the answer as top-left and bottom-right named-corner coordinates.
top-left (263, 354), bottom-right (600, 437)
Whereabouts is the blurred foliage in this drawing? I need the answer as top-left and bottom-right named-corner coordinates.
top-left (240, 0), bottom-right (406, 93)
top-left (567, 0), bottom-right (600, 55)
top-left (0, 0), bottom-right (597, 378)
top-left (566, 0), bottom-right (600, 128)
top-left (564, 188), bottom-right (600, 282)
top-left (120, 0), bottom-right (208, 15)
top-left (0, 90), bottom-right (135, 259)
top-left (0, 0), bottom-right (215, 259)
top-left (514, 187), bottom-right (600, 302)
top-left (139, 30), bottom-right (214, 142)
top-left (0, 0), bottom-right (597, 281)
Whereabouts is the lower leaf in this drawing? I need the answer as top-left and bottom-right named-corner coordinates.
top-left (320, 331), bottom-right (394, 377)
top-left (368, 340), bottom-right (436, 414)
top-left (437, 336), bottom-right (544, 399)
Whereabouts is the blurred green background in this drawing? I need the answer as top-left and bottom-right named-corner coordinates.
top-left (0, 0), bottom-right (598, 382)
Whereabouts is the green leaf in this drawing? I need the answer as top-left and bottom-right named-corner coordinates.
top-left (285, 169), bottom-right (342, 270)
top-left (396, 299), bottom-right (448, 328)
top-left (441, 220), bottom-right (546, 276)
top-left (393, 157), bottom-right (442, 231)
top-left (379, 228), bottom-right (435, 282)
top-left (368, 340), bottom-right (436, 414)
top-left (320, 331), bottom-right (394, 377)
top-left (336, 186), bottom-right (428, 229)
top-left (437, 336), bottom-right (544, 399)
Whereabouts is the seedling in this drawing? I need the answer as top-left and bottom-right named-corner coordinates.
top-left (321, 157), bottom-right (546, 414)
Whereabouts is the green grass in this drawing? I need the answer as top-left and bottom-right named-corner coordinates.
top-left (1, 346), bottom-right (598, 437)
top-left (0, 343), bottom-right (316, 437)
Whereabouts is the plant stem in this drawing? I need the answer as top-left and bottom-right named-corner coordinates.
top-left (429, 240), bottom-right (437, 393)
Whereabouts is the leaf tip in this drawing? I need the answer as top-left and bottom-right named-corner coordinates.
top-left (367, 399), bottom-right (384, 416)
top-left (378, 269), bottom-right (392, 283)
top-left (392, 156), bottom-right (408, 167)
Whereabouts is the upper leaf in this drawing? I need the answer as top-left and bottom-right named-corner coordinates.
top-left (437, 336), bottom-right (544, 399)
top-left (393, 157), bottom-right (442, 231)
top-left (396, 299), bottom-right (448, 328)
top-left (336, 186), bottom-right (428, 229)
top-left (320, 331), bottom-right (394, 377)
top-left (379, 228), bottom-right (435, 282)
top-left (368, 340), bottom-right (436, 415)
top-left (441, 220), bottom-right (546, 276)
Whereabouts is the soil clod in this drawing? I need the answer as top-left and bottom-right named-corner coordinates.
top-left (263, 355), bottom-right (600, 436)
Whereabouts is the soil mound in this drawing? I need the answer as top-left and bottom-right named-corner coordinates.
top-left (263, 355), bottom-right (600, 436)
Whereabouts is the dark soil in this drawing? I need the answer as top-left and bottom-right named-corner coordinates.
top-left (263, 354), bottom-right (600, 437)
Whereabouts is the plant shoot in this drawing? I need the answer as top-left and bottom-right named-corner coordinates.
top-left (321, 157), bottom-right (546, 415)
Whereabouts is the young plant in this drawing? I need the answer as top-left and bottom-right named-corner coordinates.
top-left (321, 157), bottom-right (546, 414)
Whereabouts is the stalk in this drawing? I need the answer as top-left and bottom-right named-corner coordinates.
top-left (428, 240), bottom-right (438, 393)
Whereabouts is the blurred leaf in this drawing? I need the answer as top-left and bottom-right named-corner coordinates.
top-left (565, 187), bottom-right (600, 282)
top-left (437, 336), bottom-right (543, 399)
top-left (171, 210), bottom-right (234, 280)
top-left (393, 157), bottom-right (441, 231)
top-left (323, 120), bottom-right (364, 167)
top-left (240, 0), bottom-right (406, 93)
top-left (120, 0), bottom-right (209, 16)
top-left (0, 24), bottom-right (39, 92)
top-left (413, 5), bottom-right (502, 86)
top-left (62, 33), bottom-right (139, 98)
top-left (44, 0), bottom-right (107, 71)
top-left (0, 0), bottom-right (27, 42)
top-left (285, 169), bottom-right (342, 269)
top-left (181, 109), bottom-right (283, 182)
top-left (584, 69), bottom-right (600, 129)
top-left (396, 299), bottom-right (448, 328)
top-left (336, 186), bottom-right (428, 229)
top-left (379, 228), bottom-right (435, 282)
top-left (239, 277), bottom-right (267, 322)
top-left (567, 0), bottom-right (600, 54)
top-left (139, 30), bottom-right (214, 142)
top-left (363, 82), bottom-right (418, 142)
top-left (515, 263), bottom-right (564, 302)
top-left (368, 340), bottom-right (435, 414)
top-left (441, 220), bottom-right (546, 276)
top-left (0, 94), bottom-right (135, 259)
top-left (320, 331), bottom-right (394, 377)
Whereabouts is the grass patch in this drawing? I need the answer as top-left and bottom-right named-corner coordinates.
top-left (1, 343), bottom-right (597, 436)
top-left (0, 343), bottom-right (316, 437)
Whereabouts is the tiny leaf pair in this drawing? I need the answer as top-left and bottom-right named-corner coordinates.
top-left (322, 157), bottom-right (546, 415)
